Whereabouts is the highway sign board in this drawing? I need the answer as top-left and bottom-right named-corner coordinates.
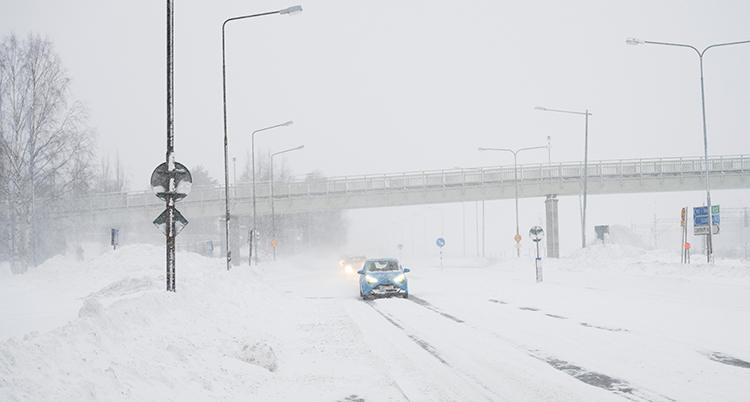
top-left (514, 234), bottom-right (522, 242)
top-left (693, 205), bottom-right (720, 228)
top-left (436, 238), bottom-right (445, 247)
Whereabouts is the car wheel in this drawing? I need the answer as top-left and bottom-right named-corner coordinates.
top-left (402, 293), bottom-right (408, 299)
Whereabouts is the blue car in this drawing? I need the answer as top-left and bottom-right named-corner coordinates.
top-left (357, 258), bottom-right (410, 299)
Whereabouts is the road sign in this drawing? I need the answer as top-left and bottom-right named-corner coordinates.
top-left (270, 240), bottom-right (278, 248)
top-left (694, 224), bottom-right (719, 235)
top-left (693, 205), bottom-right (720, 234)
top-left (436, 238), bottom-right (445, 247)
top-left (514, 234), bottom-right (522, 242)
top-left (150, 162), bottom-right (192, 202)
top-left (529, 226), bottom-right (544, 242)
top-left (153, 208), bottom-right (188, 236)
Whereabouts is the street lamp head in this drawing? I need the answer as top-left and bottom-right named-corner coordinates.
top-left (626, 37), bottom-right (645, 46)
top-left (534, 106), bottom-right (547, 111)
top-left (478, 147), bottom-right (487, 151)
top-left (280, 5), bottom-right (303, 15)
top-left (295, 145), bottom-right (305, 150)
top-left (283, 120), bottom-right (293, 127)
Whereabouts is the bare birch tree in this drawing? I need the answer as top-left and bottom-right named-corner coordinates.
top-left (0, 33), bottom-right (96, 273)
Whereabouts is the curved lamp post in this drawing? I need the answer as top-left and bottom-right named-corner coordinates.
top-left (626, 37), bottom-right (750, 263)
top-left (252, 121), bottom-right (293, 265)
top-left (427, 206), bottom-right (444, 238)
top-left (270, 145), bottom-right (304, 261)
top-left (479, 145), bottom-right (549, 257)
top-left (221, 5), bottom-right (302, 270)
top-left (535, 106), bottom-right (591, 249)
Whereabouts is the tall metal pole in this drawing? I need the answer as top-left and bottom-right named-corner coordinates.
top-left (166, 0), bottom-right (176, 291)
top-left (251, 121), bottom-right (292, 265)
top-left (582, 110), bottom-right (589, 248)
top-left (221, 6), bottom-right (302, 271)
top-left (513, 153), bottom-right (519, 256)
top-left (270, 145), bottom-right (304, 261)
top-left (428, 207), bottom-right (444, 237)
top-left (626, 37), bottom-right (750, 263)
top-left (412, 214), bottom-right (426, 257)
top-left (479, 145), bottom-right (548, 257)
top-left (482, 200), bottom-right (485, 258)
top-left (534, 106), bottom-right (592, 249)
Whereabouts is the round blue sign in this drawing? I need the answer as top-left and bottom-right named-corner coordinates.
top-left (436, 238), bottom-right (445, 247)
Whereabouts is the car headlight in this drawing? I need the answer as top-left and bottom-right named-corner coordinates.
top-left (393, 273), bottom-right (405, 283)
top-left (365, 275), bottom-right (379, 284)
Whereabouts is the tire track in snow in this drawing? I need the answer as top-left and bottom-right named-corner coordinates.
top-left (394, 294), bottom-right (674, 402)
top-left (365, 300), bottom-right (504, 401)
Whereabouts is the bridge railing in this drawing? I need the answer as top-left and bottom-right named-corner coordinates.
top-left (62, 155), bottom-right (748, 214)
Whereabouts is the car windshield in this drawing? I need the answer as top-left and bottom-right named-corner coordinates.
top-left (366, 260), bottom-right (400, 272)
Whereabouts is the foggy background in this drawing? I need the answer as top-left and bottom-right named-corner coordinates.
top-left (2, 0), bottom-right (748, 259)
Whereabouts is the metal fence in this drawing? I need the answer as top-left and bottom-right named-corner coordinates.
top-left (65, 155), bottom-right (749, 214)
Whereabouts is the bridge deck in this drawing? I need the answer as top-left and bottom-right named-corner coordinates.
top-left (62, 155), bottom-right (749, 225)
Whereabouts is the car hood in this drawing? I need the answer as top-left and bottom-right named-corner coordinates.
top-left (367, 272), bottom-right (403, 280)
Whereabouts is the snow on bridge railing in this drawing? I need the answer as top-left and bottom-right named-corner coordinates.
top-left (65, 155), bottom-right (748, 213)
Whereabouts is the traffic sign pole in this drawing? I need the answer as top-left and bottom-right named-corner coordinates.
top-left (529, 226), bottom-right (544, 283)
top-left (166, 0), bottom-right (175, 292)
top-left (436, 238), bottom-right (445, 267)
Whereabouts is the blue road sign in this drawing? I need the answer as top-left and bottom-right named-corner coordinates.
top-left (436, 238), bottom-right (445, 247)
top-left (694, 215), bottom-right (709, 226)
top-left (693, 205), bottom-right (720, 226)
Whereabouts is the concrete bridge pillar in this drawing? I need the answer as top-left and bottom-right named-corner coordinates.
top-left (545, 195), bottom-right (560, 258)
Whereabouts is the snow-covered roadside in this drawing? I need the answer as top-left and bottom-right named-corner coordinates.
top-left (1, 244), bottom-right (749, 401)
top-left (0, 245), bottom-right (407, 401)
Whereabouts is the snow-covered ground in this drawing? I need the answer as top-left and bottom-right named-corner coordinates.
top-left (1, 244), bottom-right (749, 401)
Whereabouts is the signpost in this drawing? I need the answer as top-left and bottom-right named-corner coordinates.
top-left (248, 229), bottom-right (254, 266)
top-left (693, 205), bottom-right (720, 235)
top-left (529, 226), bottom-right (544, 283)
top-left (436, 237), bottom-right (445, 266)
top-left (111, 229), bottom-right (119, 250)
top-left (680, 207), bottom-right (688, 264)
top-left (150, 161), bottom-right (192, 292)
top-left (514, 233), bottom-right (522, 253)
top-left (693, 205), bottom-right (720, 260)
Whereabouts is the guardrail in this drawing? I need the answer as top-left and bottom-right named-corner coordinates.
top-left (60, 155), bottom-right (749, 215)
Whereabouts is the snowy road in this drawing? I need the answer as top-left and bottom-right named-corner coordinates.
top-left (1, 245), bottom-right (749, 401)
top-left (260, 249), bottom-right (750, 402)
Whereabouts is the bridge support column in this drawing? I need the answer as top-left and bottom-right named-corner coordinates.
top-left (545, 195), bottom-right (560, 258)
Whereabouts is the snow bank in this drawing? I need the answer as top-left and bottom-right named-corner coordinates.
top-left (560, 243), bottom-right (750, 279)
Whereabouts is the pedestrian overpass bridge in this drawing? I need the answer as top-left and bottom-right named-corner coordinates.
top-left (70, 154), bottom-right (749, 226)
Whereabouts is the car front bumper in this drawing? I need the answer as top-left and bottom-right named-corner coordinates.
top-left (367, 283), bottom-right (407, 297)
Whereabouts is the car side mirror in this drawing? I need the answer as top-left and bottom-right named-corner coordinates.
top-left (404, 268), bottom-right (410, 273)
top-left (357, 270), bottom-right (364, 275)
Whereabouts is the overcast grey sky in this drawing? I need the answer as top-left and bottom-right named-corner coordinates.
top-left (2, 0), bottom-right (749, 256)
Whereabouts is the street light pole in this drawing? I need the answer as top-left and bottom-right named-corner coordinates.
top-left (626, 37), bottom-right (750, 263)
top-left (412, 214), bottom-right (426, 257)
top-left (428, 206), bottom-right (444, 238)
top-left (479, 145), bottom-right (548, 257)
top-left (535, 106), bottom-right (592, 248)
top-left (221, 5), bottom-right (302, 271)
top-left (252, 121), bottom-right (293, 265)
top-left (270, 145), bottom-right (304, 261)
